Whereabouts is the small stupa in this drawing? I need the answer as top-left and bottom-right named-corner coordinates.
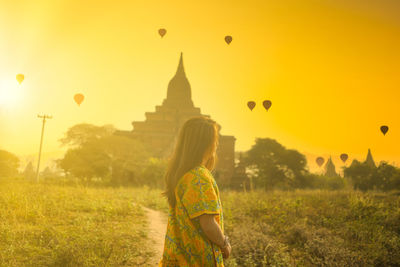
top-left (365, 148), bottom-right (376, 168)
top-left (325, 156), bottom-right (338, 177)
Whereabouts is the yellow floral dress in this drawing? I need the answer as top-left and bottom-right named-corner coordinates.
top-left (159, 164), bottom-right (224, 267)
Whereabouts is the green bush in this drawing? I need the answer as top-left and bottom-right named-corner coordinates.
top-left (301, 173), bottom-right (346, 190)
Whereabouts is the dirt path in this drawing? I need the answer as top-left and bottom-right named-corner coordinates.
top-left (142, 206), bottom-right (168, 266)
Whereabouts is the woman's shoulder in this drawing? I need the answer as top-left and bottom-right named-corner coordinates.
top-left (175, 165), bottom-right (219, 198)
top-left (191, 164), bottom-right (213, 179)
top-left (180, 165), bottom-right (211, 184)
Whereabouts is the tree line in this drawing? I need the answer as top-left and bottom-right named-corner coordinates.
top-left (1, 123), bottom-right (400, 192)
top-left (232, 138), bottom-right (400, 192)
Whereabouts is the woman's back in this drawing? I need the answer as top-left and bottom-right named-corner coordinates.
top-left (159, 164), bottom-right (224, 267)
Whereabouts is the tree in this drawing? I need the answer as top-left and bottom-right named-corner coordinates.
top-left (140, 157), bottom-right (168, 188)
top-left (59, 123), bottom-right (116, 148)
top-left (58, 123), bottom-right (163, 185)
top-left (22, 161), bottom-right (36, 181)
top-left (40, 166), bottom-right (63, 180)
top-left (344, 160), bottom-right (375, 191)
top-left (374, 162), bottom-right (400, 191)
top-left (0, 150), bottom-right (20, 178)
top-left (243, 138), bottom-right (308, 190)
top-left (300, 173), bottom-right (345, 190)
top-left (98, 135), bottom-right (151, 185)
top-left (58, 141), bottom-right (111, 182)
top-left (343, 160), bottom-right (400, 191)
top-left (58, 133), bottom-right (151, 184)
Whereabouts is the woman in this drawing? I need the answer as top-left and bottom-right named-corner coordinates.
top-left (159, 116), bottom-right (231, 267)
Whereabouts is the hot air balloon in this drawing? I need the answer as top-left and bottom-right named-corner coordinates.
top-left (263, 100), bottom-right (272, 111)
top-left (224, 35), bottom-right (232, 45)
top-left (74, 93), bottom-right (84, 106)
top-left (380, 125), bottom-right (389, 136)
top-left (316, 157), bottom-right (324, 167)
top-left (158, 28), bottom-right (167, 38)
top-left (16, 74), bottom-right (24, 84)
top-left (340, 153), bottom-right (348, 163)
top-left (247, 101), bottom-right (256, 111)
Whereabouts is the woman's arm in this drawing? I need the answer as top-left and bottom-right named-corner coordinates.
top-left (196, 214), bottom-right (225, 247)
top-left (195, 214), bottom-right (231, 259)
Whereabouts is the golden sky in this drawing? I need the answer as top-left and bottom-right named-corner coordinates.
top-left (1, 0), bottom-right (399, 171)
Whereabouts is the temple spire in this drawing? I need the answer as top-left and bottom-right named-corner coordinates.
top-left (365, 148), bottom-right (376, 168)
top-left (163, 52), bottom-right (193, 108)
top-left (176, 52), bottom-right (185, 76)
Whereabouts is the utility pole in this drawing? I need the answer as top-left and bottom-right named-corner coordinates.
top-left (36, 114), bottom-right (52, 182)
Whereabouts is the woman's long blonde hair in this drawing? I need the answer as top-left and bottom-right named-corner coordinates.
top-left (162, 116), bottom-right (220, 208)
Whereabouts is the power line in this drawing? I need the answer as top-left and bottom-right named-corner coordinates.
top-left (36, 114), bottom-right (52, 182)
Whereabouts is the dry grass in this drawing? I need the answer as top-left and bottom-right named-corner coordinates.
top-left (0, 179), bottom-right (155, 266)
top-left (2, 178), bottom-right (399, 266)
top-left (221, 189), bottom-right (400, 266)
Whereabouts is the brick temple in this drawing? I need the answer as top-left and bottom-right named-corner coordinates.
top-left (116, 53), bottom-right (236, 186)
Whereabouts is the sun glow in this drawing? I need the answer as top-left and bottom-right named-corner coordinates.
top-left (0, 78), bottom-right (23, 110)
top-left (0, 0), bottom-right (399, 166)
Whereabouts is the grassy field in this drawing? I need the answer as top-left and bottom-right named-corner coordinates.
top-left (1, 179), bottom-right (399, 266)
top-left (0, 179), bottom-right (157, 267)
top-left (129, 185), bottom-right (400, 266)
top-left (221, 190), bottom-right (400, 266)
